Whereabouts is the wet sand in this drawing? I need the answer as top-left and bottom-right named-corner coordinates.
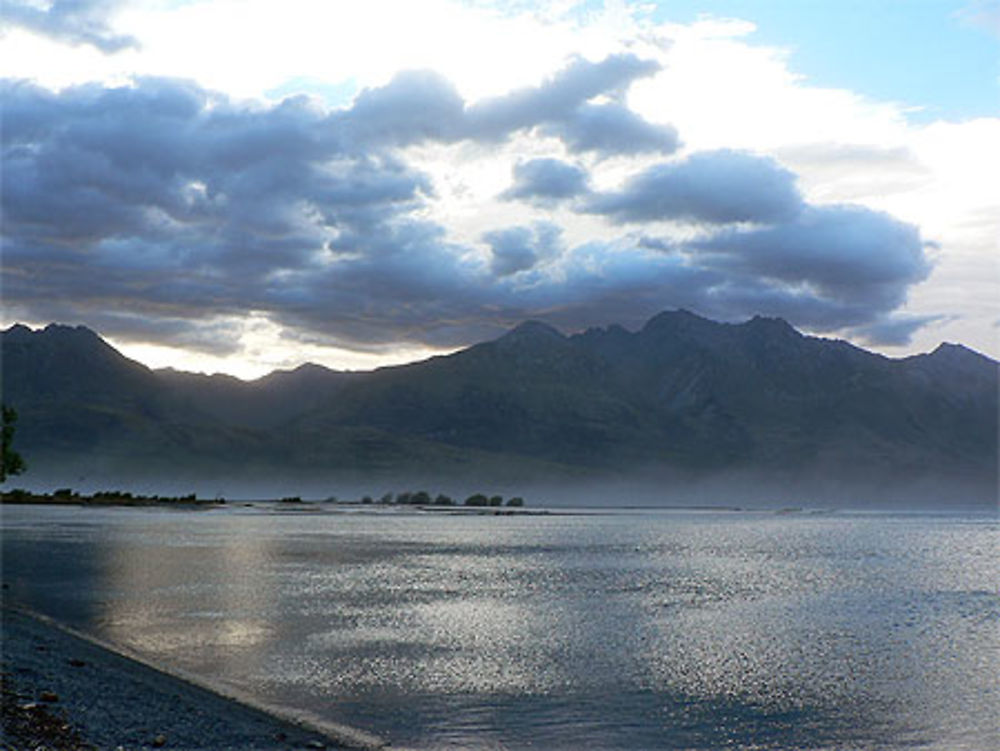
top-left (1, 605), bottom-right (387, 750)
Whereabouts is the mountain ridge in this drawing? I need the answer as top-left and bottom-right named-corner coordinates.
top-left (2, 312), bottom-right (997, 506)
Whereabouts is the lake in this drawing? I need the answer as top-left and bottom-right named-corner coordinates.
top-left (2, 503), bottom-right (997, 750)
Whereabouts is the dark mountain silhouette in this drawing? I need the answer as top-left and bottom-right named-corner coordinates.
top-left (156, 363), bottom-right (359, 430)
top-left (1, 313), bottom-right (996, 506)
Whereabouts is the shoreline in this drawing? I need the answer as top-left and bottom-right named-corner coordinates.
top-left (1, 603), bottom-right (387, 750)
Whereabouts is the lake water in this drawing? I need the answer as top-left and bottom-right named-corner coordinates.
top-left (2, 503), bottom-right (997, 750)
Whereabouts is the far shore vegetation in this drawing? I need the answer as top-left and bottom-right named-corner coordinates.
top-left (1, 488), bottom-right (220, 507)
top-left (2, 487), bottom-right (527, 510)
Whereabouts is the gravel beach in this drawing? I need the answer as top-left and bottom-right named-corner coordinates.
top-left (1, 605), bottom-right (386, 751)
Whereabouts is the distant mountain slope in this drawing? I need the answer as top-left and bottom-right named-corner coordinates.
top-left (1, 313), bottom-right (996, 505)
top-left (156, 363), bottom-right (359, 430)
top-left (0, 323), bottom-right (274, 478)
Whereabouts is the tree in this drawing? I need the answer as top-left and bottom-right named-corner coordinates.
top-left (1, 404), bottom-right (26, 482)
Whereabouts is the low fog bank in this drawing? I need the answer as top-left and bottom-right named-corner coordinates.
top-left (530, 472), bottom-right (998, 513)
top-left (6, 457), bottom-right (996, 513)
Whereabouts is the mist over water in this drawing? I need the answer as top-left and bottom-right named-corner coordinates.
top-left (3, 504), bottom-right (997, 750)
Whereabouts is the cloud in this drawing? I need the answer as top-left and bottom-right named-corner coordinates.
top-left (585, 149), bottom-right (803, 225)
top-left (501, 158), bottom-right (589, 202)
top-left (849, 314), bottom-right (946, 347)
top-left (957, 0), bottom-right (1000, 38)
top-left (694, 205), bottom-right (931, 303)
top-left (544, 102), bottom-right (680, 156)
top-left (464, 53), bottom-right (661, 141)
top-left (688, 205), bottom-right (932, 333)
top-left (483, 222), bottom-right (564, 277)
top-left (1, 77), bottom-right (434, 338)
top-left (2, 0), bottom-right (137, 53)
top-left (1, 72), bottom-right (936, 355)
top-left (338, 70), bottom-right (465, 148)
top-left (327, 53), bottom-right (666, 159)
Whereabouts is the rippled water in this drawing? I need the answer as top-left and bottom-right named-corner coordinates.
top-left (2, 504), bottom-right (997, 750)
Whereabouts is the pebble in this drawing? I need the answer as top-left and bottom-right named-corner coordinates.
top-left (152, 733), bottom-right (168, 747)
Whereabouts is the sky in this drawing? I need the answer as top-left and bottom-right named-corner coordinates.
top-left (2, 0), bottom-right (998, 378)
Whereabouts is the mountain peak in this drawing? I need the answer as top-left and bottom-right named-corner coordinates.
top-left (502, 320), bottom-right (565, 342)
top-left (269, 362), bottom-right (338, 377)
top-left (642, 308), bottom-right (713, 331)
top-left (743, 315), bottom-right (799, 337)
top-left (640, 309), bottom-right (717, 337)
top-left (927, 342), bottom-right (997, 367)
top-left (2, 323), bottom-right (34, 340)
top-left (932, 342), bottom-right (973, 357)
top-left (42, 322), bottom-right (101, 338)
top-left (3, 322), bottom-right (116, 355)
top-left (254, 361), bottom-right (343, 386)
top-left (3, 322), bottom-right (100, 340)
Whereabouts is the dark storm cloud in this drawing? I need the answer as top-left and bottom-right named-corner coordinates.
top-left (2, 0), bottom-right (137, 52)
top-left (2, 78), bottom-right (215, 245)
top-left (501, 158), bottom-right (589, 202)
top-left (262, 216), bottom-right (504, 350)
top-left (585, 149), bottom-right (803, 225)
top-left (2, 67), bottom-right (936, 353)
top-left (544, 103), bottom-right (679, 156)
top-left (600, 198), bottom-right (933, 342)
top-left (483, 222), bottom-right (563, 276)
top-left (1, 76), bottom-right (437, 347)
top-left (692, 205), bottom-right (932, 312)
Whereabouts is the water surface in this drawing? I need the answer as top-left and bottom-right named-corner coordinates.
top-left (2, 504), bottom-right (997, 749)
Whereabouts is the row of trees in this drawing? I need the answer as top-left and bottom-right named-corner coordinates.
top-left (349, 491), bottom-right (525, 507)
top-left (2, 488), bottom-right (210, 505)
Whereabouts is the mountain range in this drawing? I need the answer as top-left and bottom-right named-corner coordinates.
top-left (1, 311), bottom-right (997, 507)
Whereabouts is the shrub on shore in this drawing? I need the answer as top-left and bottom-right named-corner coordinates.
top-left (331, 490), bottom-right (526, 508)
